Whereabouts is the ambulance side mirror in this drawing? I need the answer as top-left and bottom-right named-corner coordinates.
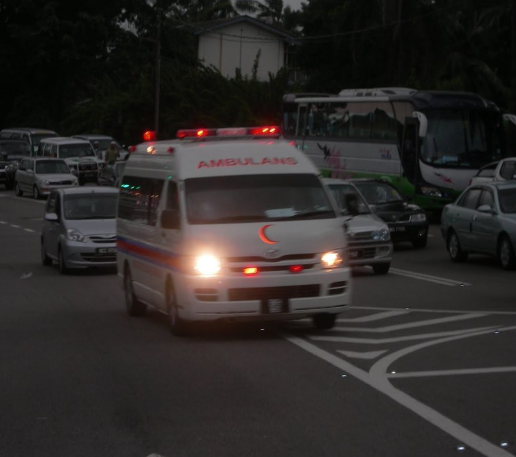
top-left (161, 209), bottom-right (181, 230)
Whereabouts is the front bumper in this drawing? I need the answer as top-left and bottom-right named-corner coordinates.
top-left (388, 222), bottom-right (429, 243)
top-left (62, 241), bottom-right (116, 268)
top-left (346, 241), bottom-right (393, 267)
top-left (174, 267), bottom-right (352, 323)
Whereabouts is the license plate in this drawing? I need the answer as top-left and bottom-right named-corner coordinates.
top-left (348, 249), bottom-right (361, 258)
top-left (389, 226), bottom-right (406, 232)
top-left (262, 298), bottom-right (288, 314)
top-left (96, 247), bottom-right (116, 255)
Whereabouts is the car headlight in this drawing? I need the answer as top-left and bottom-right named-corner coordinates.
top-left (410, 213), bottom-right (427, 222)
top-left (193, 254), bottom-right (221, 276)
top-left (321, 250), bottom-right (343, 268)
top-left (72, 179), bottom-right (79, 185)
top-left (372, 228), bottom-right (390, 241)
top-left (420, 186), bottom-right (442, 198)
top-left (42, 180), bottom-right (50, 186)
top-left (66, 229), bottom-right (85, 242)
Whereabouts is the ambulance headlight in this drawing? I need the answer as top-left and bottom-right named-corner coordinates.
top-left (321, 251), bottom-right (343, 269)
top-left (194, 255), bottom-right (221, 276)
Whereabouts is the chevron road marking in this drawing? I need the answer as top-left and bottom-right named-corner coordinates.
top-left (337, 310), bottom-right (408, 323)
top-left (336, 349), bottom-right (388, 359)
top-left (334, 313), bottom-right (487, 333)
top-left (387, 366), bottom-right (516, 378)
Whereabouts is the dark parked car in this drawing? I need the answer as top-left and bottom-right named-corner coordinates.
top-left (0, 139), bottom-right (32, 189)
top-left (351, 179), bottom-right (429, 248)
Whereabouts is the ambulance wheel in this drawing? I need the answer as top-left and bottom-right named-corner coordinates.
top-left (124, 267), bottom-right (147, 316)
top-left (166, 280), bottom-right (191, 337)
top-left (312, 313), bottom-right (337, 330)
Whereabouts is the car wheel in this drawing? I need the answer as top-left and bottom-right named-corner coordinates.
top-left (498, 235), bottom-right (516, 270)
top-left (41, 239), bottom-right (52, 266)
top-left (58, 247), bottom-right (69, 274)
top-left (372, 263), bottom-right (390, 274)
top-left (166, 280), bottom-right (191, 336)
top-left (124, 268), bottom-right (147, 316)
top-left (447, 231), bottom-right (468, 262)
top-left (14, 182), bottom-right (23, 196)
top-left (412, 236), bottom-right (428, 248)
top-left (33, 185), bottom-right (41, 200)
top-left (312, 313), bottom-right (337, 330)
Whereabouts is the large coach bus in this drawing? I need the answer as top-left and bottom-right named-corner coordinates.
top-left (282, 88), bottom-right (516, 213)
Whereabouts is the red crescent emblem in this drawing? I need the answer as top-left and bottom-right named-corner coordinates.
top-left (259, 224), bottom-right (277, 244)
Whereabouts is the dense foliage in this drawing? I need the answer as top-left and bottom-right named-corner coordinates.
top-left (1, 0), bottom-right (515, 145)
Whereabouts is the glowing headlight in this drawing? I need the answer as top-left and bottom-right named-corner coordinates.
top-left (321, 251), bottom-right (343, 268)
top-left (194, 255), bottom-right (221, 276)
top-left (410, 213), bottom-right (426, 222)
top-left (66, 229), bottom-right (85, 242)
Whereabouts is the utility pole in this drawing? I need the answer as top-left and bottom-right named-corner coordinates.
top-left (154, 8), bottom-right (162, 138)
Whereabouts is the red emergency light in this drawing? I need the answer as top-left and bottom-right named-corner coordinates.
top-left (143, 130), bottom-right (156, 141)
top-left (176, 126), bottom-right (281, 140)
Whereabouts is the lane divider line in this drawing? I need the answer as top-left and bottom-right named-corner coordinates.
top-left (390, 268), bottom-right (470, 286)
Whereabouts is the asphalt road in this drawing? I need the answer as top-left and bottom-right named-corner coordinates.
top-left (1, 190), bottom-right (515, 457)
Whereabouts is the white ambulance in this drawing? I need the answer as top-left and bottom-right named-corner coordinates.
top-left (117, 127), bottom-right (352, 335)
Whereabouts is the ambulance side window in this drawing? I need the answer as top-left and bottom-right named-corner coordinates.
top-left (118, 176), bottom-right (164, 226)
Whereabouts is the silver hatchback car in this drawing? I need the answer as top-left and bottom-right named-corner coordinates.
top-left (41, 187), bottom-right (118, 274)
top-left (15, 157), bottom-right (78, 199)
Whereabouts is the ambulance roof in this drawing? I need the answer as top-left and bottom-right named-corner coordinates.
top-left (128, 138), bottom-right (319, 179)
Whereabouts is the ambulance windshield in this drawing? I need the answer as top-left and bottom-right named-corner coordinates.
top-left (185, 174), bottom-right (336, 224)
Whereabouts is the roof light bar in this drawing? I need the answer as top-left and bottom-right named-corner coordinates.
top-left (176, 126), bottom-right (281, 139)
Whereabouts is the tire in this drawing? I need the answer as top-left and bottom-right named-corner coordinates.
top-left (312, 313), bottom-right (337, 330)
top-left (58, 247), bottom-right (69, 275)
top-left (33, 185), bottom-right (41, 200)
top-left (447, 231), bottom-right (468, 262)
top-left (372, 262), bottom-right (390, 274)
top-left (166, 280), bottom-right (191, 336)
top-left (412, 236), bottom-right (428, 248)
top-left (124, 268), bottom-right (147, 316)
top-left (14, 182), bottom-right (23, 197)
top-left (41, 239), bottom-right (52, 266)
top-left (498, 235), bottom-right (516, 270)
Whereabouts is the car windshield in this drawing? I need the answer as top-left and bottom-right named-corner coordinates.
top-left (63, 194), bottom-right (118, 220)
top-left (0, 142), bottom-right (31, 155)
top-left (327, 183), bottom-right (371, 215)
top-left (185, 174), bottom-right (336, 224)
top-left (498, 188), bottom-right (516, 214)
top-left (353, 181), bottom-right (404, 205)
top-left (60, 144), bottom-right (95, 159)
top-left (36, 160), bottom-right (70, 174)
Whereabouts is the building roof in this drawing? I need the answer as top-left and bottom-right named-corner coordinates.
top-left (194, 15), bottom-right (300, 45)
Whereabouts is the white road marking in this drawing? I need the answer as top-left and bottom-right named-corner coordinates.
top-left (283, 325), bottom-right (515, 457)
top-left (351, 306), bottom-right (516, 316)
top-left (334, 313), bottom-right (487, 333)
top-left (337, 349), bottom-right (387, 359)
top-left (337, 310), bottom-right (408, 322)
top-left (309, 327), bottom-right (495, 344)
top-left (390, 268), bottom-right (470, 286)
top-left (10, 224), bottom-right (20, 228)
top-left (388, 366), bottom-right (516, 378)
top-left (24, 228), bottom-right (35, 233)
top-left (0, 221), bottom-right (6, 224)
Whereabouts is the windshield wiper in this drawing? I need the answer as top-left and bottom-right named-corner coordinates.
top-left (288, 210), bottom-right (335, 219)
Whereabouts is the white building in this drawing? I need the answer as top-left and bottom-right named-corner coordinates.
top-left (195, 16), bottom-right (299, 81)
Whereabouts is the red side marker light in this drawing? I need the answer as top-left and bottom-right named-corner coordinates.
top-left (167, 147), bottom-right (175, 154)
top-left (143, 130), bottom-right (156, 141)
top-left (243, 267), bottom-right (259, 276)
top-left (289, 265), bottom-right (303, 273)
top-left (128, 145), bottom-right (136, 153)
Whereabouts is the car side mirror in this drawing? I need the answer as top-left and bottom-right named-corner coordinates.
top-left (161, 209), bottom-right (180, 230)
top-left (45, 213), bottom-right (58, 222)
top-left (477, 204), bottom-right (495, 214)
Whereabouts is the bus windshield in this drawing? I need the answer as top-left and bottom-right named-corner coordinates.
top-left (420, 109), bottom-right (503, 168)
top-left (185, 174), bottom-right (336, 224)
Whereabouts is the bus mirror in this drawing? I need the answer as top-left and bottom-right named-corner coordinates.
top-left (161, 209), bottom-right (180, 230)
top-left (412, 111), bottom-right (428, 138)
